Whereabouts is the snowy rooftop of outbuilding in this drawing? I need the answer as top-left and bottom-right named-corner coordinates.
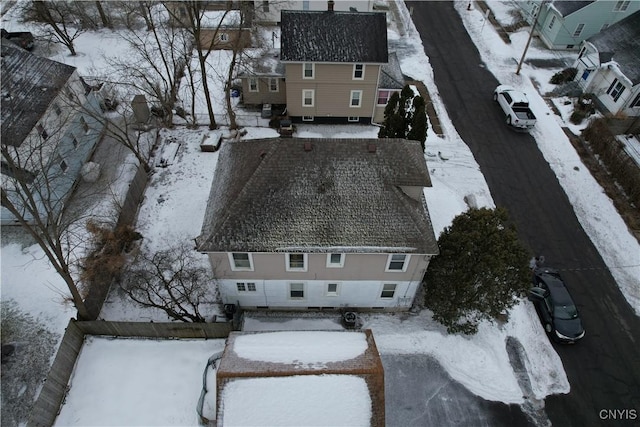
top-left (196, 138), bottom-right (438, 253)
top-left (200, 10), bottom-right (243, 28)
top-left (216, 330), bottom-right (384, 426)
top-left (280, 10), bottom-right (388, 63)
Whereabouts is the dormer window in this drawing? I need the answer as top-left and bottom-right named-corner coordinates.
top-left (303, 63), bottom-right (314, 79)
top-left (353, 64), bottom-right (365, 80)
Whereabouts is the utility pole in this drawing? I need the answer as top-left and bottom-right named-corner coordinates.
top-left (516, 2), bottom-right (544, 75)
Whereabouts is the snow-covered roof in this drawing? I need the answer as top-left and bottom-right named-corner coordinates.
top-left (280, 10), bottom-right (388, 63)
top-left (587, 11), bottom-right (640, 84)
top-left (200, 10), bottom-right (242, 28)
top-left (379, 52), bottom-right (405, 90)
top-left (1, 41), bottom-right (76, 146)
top-left (216, 330), bottom-right (384, 426)
top-left (549, 1), bottom-right (594, 17)
top-left (196, 138), bottom-right (438, 254)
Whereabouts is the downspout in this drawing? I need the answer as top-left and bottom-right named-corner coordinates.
top-left (372, 64), bottom-right (382, 122)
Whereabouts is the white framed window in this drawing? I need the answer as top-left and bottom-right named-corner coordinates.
top-left (302, 115), bottom-right (314, 122)
top-left (326, 282), bottom-right (340, 296)
top-left (228, 252), bottom-right (254, 271)
top-left (36, 124), bottom-right (48, 140)
top-left (353, 64), bottom-right (365, 80)
top-left (386, 254), bottom-right (409, 272)
top-left (57, 156), bottom-right (68, 173)
top-left (289, 282), bottom-right (305, 299)
top-left (377, 89), bottom-right (394, 105)
top-left (249, 78), bottom-right (259, 92)
top-left (548, 15), bottom-right (556, 30)
top-left (350, 90), bottom-right (362, 107)
top-left (72, 137), bottom-right (79, 150)
top-left (326, 253), bottom-right (344, 268)
top-left (613, 1), bottom-right (630, 11)
top-left (630, 93), bottom-right (640, 108)
top-left (286, 253), bottom-right (307, 271)
top-left (303, 63), bottom-right (314, 79)
top-left (237, 282), bottom-right (257, 292)
top-left (262, 0), bottom-right (269, 12)
top-left (380, 283), bottom-right (397, 299)
top-left (218, 33), bottom-right (229, 42)
top-left (572, 23), bottom-right (585, 37)
top-left (347, 116), bottom-right (359, 122)
top-left (80, 116), bottom-right (89, 133)
top-left (269, 78), bottom-right (279, 92)
top-left (302, 89), bottom-right (315, 107)
top-left (606, 79), bottom-right (626, 102)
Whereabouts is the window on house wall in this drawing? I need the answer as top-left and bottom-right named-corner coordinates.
top-left (287, 253), bottom-right (306, 271)
top-left (581, 69), bottom-right (592, 81)
top-left (380, 283), bottom-right (397, 299)
top-left (601, 23), bottom-right (609, 31)
top-left (269, 78), bottom-right (279, 92)
top-left (72, 137), bottom-right (79, 150)
top-left (303, 63), bottom-right (314, 79)
top-left (566, 45), bottom-right (574, 49)
top-left (80, 117), bottom-right (89, 133)
top-left (66, 87), bottom-right (76, 102)
top-left (219, 33), bottom-right (229, 42)
top-left (348, 116), bottom-right (359, 122)
top-left (36, 124), bottom-right (48, 140)
top-left (53, 103), bottom-right (62, 116)
top-left (326, 253), bottom-right (344, 268)
top-left (548, 15), bottom-right (556, 30)
top-left (263, 1), bottom-right (269, 12)
top-left (377, 90), bottom-right (393, 105)
top-left (237, 282), bottom-right (256, 292)
top-left (290, 282), bottom-right (304, 299)
top-left (606, 79), bottom-right (626, 102)
top-left (578, 46), bottom-right (586, 58)
top-left (249, 78), bottom-right (259, 92)
top-left (350, 90), bottom-right (362, 107)
top-left (630, 93), bottom-right (640, 108)
top-left (302, 115), bottom-right (314, 122)
top-left (303, 90), bottom-right (315, 107)
top-left (58, 156), bottom-right (68, 173)
top-left (353, 64), bottom-right (365, 80)
top-left (326, 283), bottom-right (339, 296)
top-left (386, 254), bottom-right (409, 272)
top-left (613, 1), bottom-right (630, 11)
top-left (229, 252), bottom-right (254, 271)
top-left (573, 23), bottom-right (585, 37)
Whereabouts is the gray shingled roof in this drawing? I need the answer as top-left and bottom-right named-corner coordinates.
top-left (280, 10), bottom-right (388, 63)
top-left (379, 52), bottom-right (405, 89)
top-left (1, 41), bottom-right (76, 146)
top-left (197, 138), bottom-right (437, 254)
top-left (551, 1), bottom-right (594, 17)
top-left (587, 11), bottom-right (640, 84)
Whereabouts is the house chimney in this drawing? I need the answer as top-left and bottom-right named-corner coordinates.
top-left (328, 0), bottom-right (334, 12)
top-left (304, 142), bottom-right (313, 151)
top-left (368, 143), bottom-right (377, 153)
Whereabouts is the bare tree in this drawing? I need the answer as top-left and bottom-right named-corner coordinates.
top-left (121, 244), bottom-right (214, 322)
top-left (105, 2), bottom-right (191, 128)
top-left (1, 90), bottom-right (107, 319)
top-left (22, 1), bottom-right (86, 56)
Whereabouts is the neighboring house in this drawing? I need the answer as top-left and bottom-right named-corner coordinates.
top-left (1, 41), bottom-right (104, 225)
top-left (196, 138), bottom-right (439, 311)
top-left (166, 1), bottom-right (252, 50)
top-left (518, 0), bottom-right (640, 50)
top-left (215, 330), bottom-right (384, 426)
top-left (252, 0), bottom-right (375, 24)
top-left (573, 11), bottom-right (640, 117)
top-left (239, 6), bottom-right (404, 124)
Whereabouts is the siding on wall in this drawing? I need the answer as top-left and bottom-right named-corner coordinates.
top-left (241, 77), bottom-right (287, 105)
top-left (284, 63), bottom-right (381, 118)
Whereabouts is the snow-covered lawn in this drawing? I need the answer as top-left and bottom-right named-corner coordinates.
top-left (2, 0), bottom-right (639, 424)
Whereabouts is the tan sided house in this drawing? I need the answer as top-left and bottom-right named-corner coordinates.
top-left (196, 138), bottom-right (439, 311)
top-left (239, 5), bottom-right (405, 124)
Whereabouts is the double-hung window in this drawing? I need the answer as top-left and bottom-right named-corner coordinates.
top-left (249, 78), bottom-right (259, 92)
top-left (386, 254), bottom-right (409, 272)
top-left (326, 253), bottom-right (344, 268)
top-left (353, 64), bottom-right (365, 80)
top-left (350, 90), bottom-right (362, 107)
top-left (573, 23), bottom-right (585, 38)
top-left (269, 78), bottom-right (279, 92)
top-left (606, 79), bottom-right (626, 102)
top-left (380, 283), bottom-right (397, 299)
top-left (613, 1), bottom-right (630, 11)
top-left (229, 252), bottom-right (254, 271)
top-left (286, 253), bottom-right (307, 271)
top-left (36, 124), bottom-right (48, 140)
top-left (303, 63), bottom-right (314, 79)
top-left (326, 283), bottom-right (339, 296)
top-left (548, 16), bottom-right (556, 30)
top-left (303, 89), bottom-right (315, 107)
top-left (377, 90), bottom-right (393, 105)
top-left (290, 282), bottom-right (305, 299)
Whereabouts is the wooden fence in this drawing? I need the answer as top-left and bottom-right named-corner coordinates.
top-left (27, 320), bottom-right (232, 427)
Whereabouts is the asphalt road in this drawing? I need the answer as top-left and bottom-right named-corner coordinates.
top-left (406, 2), bottom-right (640, 426)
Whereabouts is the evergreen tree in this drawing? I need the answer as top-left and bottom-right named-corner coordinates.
top-left (408, 95), bottom-right (427, 150)
top-left (378, 85), bottom-right (428, 150)
top-left (424, 207), bottom-right (531, 334)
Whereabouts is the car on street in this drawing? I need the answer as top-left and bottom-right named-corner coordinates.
top-left (493, 85), bottom-right (537, 130)
top-left (529, 267), bottom-right (585, 343)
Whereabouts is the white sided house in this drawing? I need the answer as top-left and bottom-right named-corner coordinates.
top-left (196, 138), bottom-right (438, 312)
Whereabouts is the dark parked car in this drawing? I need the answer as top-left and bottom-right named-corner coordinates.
top-left (529, 267), bottom-right (585, 344)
